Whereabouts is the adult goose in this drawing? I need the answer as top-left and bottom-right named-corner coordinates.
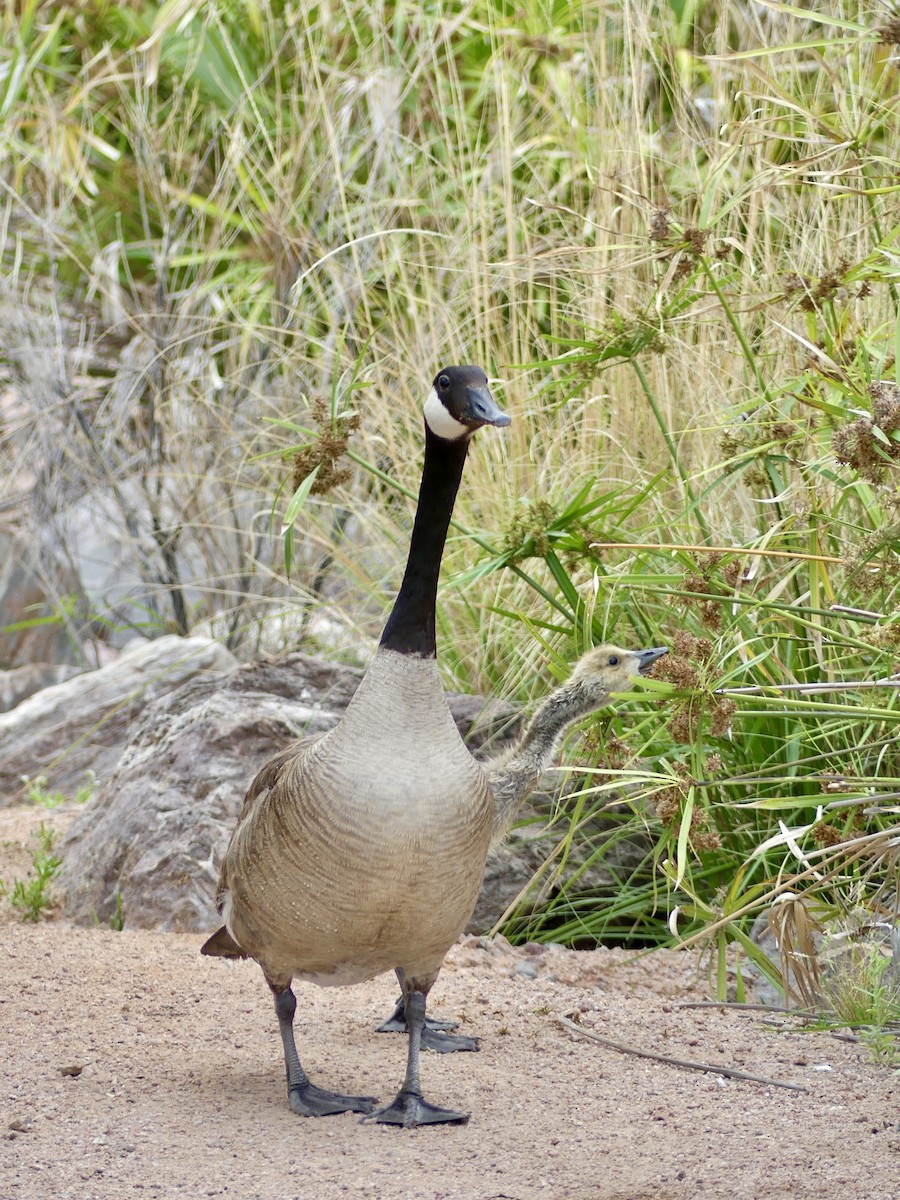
top-left (202, 365), bottom-right (510, 1127)
top-left (202, 367), bottom-right (667, 1128)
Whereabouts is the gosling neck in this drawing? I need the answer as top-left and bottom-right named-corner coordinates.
top-left (515, 681), bottom-right (611, 779)
top-left (379, 425), bottom-right (470, 658)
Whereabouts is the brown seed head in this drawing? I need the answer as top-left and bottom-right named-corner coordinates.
top-left (290, 397), bottom-right (360, 496)
top-left (710, 697), bottom-right (736, 737)
top-left (649, 207), bottom-right (671, 241)
top-left (654, 786), bottom-right (682, 824)
top-left (691, 830), bottom-right (722, 853)
top-left (811, 822), bottom-right (843, 848)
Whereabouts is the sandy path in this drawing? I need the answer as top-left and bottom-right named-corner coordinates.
top-left (1, 806), bottom-right (897, 1199)
top-left (1, 919), bottom-right (897, 1200)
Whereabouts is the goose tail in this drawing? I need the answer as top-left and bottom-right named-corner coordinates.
top-left (201, 925), bottom-right (247, 959)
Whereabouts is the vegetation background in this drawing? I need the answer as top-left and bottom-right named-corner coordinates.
top-left (1, 0), bottom-right (898, 1006)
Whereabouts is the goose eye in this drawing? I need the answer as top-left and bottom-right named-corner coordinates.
top-left (438, 374), bottom-right (450, 390)
top-left (608, 655), bottom-right (618, 666)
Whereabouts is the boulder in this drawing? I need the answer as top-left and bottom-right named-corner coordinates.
top-left (0, 662), bottom-right (83, 713)
top-left (0, 635), bottom-right (237, 802)
top-left (59, 653), bottom-right (521, 931)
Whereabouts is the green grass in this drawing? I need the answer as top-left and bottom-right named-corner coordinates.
top-left (824, 940), bottom-right (900, 1032)
top-left (0, 822), bottom-right (63, 922)
top-left (0, 1), bottom-right (898, 955)
top-left (22, 775), bottom-right (95, 809)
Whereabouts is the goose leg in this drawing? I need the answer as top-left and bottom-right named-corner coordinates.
top-left (363, 989), bottom-right (469, 1127)
top-left (377, 994), bottom-right (458, 1033)
top-left (376, 988), bottom-right (479, 1053)
top-left (273, 985), bottom-right (377, 1117)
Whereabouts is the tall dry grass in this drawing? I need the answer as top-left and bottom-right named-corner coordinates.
top-left (1, 1), bottom-right (898, 972)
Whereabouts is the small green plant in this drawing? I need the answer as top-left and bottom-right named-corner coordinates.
top-left (109, 891), bottom-right (125, 932)
top-left (859, 1028), bottom-right (899, 1067)
top-left (0, 822), bottom-right (62, 922)
top-left (92, 891), bottom-right (126, 931)
top-left (21, 774), bottom-right (94, 809)
top-left (824, 942), bottom-right (900, 1029)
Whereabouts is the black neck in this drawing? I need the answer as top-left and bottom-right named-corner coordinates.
top-left (379, 426), bottom-right (470, 657)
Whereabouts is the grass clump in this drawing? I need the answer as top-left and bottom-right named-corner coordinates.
top-left (21, 775), bottom-right (94, 809)
top-left (0, 823), bottom-right (63, 923)
top-left (824, 942), bottom-right (900, 1035)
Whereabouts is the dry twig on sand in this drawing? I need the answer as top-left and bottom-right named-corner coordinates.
top-left (555, 1012), bottom-right (808, 1093)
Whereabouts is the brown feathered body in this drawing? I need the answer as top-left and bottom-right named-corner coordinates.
top-left (215, 649), bottom-right (493, 991)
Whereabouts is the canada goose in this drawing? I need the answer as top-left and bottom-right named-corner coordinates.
top-left (202, 365), bottom-right (510, 1127)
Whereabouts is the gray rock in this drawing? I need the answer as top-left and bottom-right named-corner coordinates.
top-left (0, 635), bottom-right (237, 802)
top-left (0, 662), bottom-right (83, 713)
top-left (56, 645), bottom-right (650, 936)
top-left (59, 653), bottom-right (522, 931)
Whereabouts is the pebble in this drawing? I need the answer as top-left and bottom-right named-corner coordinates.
top-left (514, 961), bottom-right (539, 980)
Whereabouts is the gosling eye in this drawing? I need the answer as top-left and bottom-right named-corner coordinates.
top-left (438, 374), bottom-right (450, 390)
top-left (608, 655), bottom-right (619, 666)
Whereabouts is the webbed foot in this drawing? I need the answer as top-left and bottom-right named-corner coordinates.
top-left (361, 1089), bottom-right (469, 1128)
top-left (376, 995), bottom-right (459, 1034)
top-left (421, 1026), bottom-right (479, 1053)
top-left (288, 1082), bottom-right (378, 1117)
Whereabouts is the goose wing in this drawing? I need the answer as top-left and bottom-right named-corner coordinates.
top-left (215, 733), bottom-right (322, 905)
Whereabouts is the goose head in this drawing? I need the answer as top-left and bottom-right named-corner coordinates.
top-left (423, 365), bottom-right (510, 441)
top-left (567, 643), bottom-right (669, 704)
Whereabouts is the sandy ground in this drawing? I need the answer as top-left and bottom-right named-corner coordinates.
top-left (1, 805), bottom-right (898, 1200)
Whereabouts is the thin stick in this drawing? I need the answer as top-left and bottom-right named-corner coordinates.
top-left (718, 679), bottom-right (900, 695)
top-left (830, 604), bottom-right (885, 619)
top-left (674, 1002), bottom-right (894, 1031)
top-left (589, 541), bottom-right (843, 564)
top-left (671, 1001), bottom-right (816, 1015)
top-left (555, 1014), bottom-right (807, 1092)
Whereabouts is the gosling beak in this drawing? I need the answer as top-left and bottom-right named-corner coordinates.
top-left (636, 646), bottom-right (668, 674)
top-left (463, 385), bottom-right (511, 428)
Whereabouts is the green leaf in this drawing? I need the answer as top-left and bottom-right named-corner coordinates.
top-left (674, 786), bottom-right (695, 891)
top-left (281, 465), bottom-right (320, 534)
top-left (752, 1), bottom-right (871, 35)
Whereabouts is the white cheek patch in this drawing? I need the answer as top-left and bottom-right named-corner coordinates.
top-left (423, 387), bottom-right (470, 440)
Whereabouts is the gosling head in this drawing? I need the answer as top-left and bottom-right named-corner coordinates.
top-left (423, 365), bottom-right (511, 441)
top-left (567, 644), bottom-right (669, 704)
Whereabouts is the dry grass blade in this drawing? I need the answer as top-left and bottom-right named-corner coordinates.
top-left (555, 1014), bottom-right (807, 1093)
top-left (767, 897), bottom-right (824, 1010)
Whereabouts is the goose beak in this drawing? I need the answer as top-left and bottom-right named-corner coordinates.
top-left (636, 646), bottom-right (668, 674)
top-left (463, 385), bottom-right (511, 428)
